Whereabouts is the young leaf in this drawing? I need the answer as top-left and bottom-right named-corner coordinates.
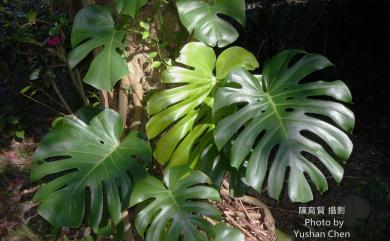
top-left (213, 50), bottom-right (355, 202)
top-left (20, 85), bottom-right (32, 94)
top-left (68, 5), bottom-right (128, 91)
top-left (15, 130), bottom-right (25, 139)
top-left (148, 51), bottom-right (158, 59)
top-left (31, 108), bottom-right (152, 228)
top-left (176, 0), bottom-right (246, 47)
top-left (151, 61), bottom-right (161, 69)
top-left (146, 42), bottom-right (258, 166)
top-left (139, 21), bottom-right (150, 31)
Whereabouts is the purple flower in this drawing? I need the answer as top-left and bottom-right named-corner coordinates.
top-left (47, 35), bottom-right (61, 46)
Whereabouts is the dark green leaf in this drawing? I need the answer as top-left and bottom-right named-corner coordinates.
top-left (176, 0), bottom-right (246, 47)
top-left (31, 108), bottom-right (152, 228)
top-left (69, 5), bottom-right (128, 91)
top-left (198, 144), bottom-right (246, 197)
top-left (130, 166), bottom-right (221, 241)
top-left (213, 223), bottom-right (246, 241)
top-left (214, 50), bottom-right (355, 202)
top-left (116, 0), bottom-right (148, 18)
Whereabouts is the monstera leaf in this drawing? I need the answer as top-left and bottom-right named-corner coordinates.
top-left (146, 42), bottom-right (258, 166)
top-left (130, 166), bottom-right (245, 241)
top-left (213, 50), bottom-right (355, 202)
top-left (68, 5), bottom-right (128, 91)
top-left (176, 0), bottom-right (246, 47)
top-left (116, 0), bottom-right (147, 17)
top-left (31, 108), bottom-right (152, 228)
top-left (214, 224), bottom-right (246, 241)
top-left (198, 144), bottom-right (246, 197)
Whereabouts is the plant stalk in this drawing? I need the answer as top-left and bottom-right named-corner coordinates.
top-left (51, 79), bottom-right (73, 114)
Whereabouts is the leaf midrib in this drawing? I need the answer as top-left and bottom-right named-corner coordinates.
top-left (264, 92), bottom-right (291, 148)
top-left (64, 142), bottom-right (120, 206)
top-left (165, 189), bottom-right (198, 236)
top-left (106, 30), bottom-right (116, 83)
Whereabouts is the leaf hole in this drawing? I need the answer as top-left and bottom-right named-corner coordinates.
top-left (254, 130), bottom-right (267, 146)
top-left (175, 62), bottom-right (195, 71)
top-left (300, 130), bottom-right (339, 161)
top-left (285, 108), bottom-right (294, 112)
top-left (287, 53), bottom-right (305, 68)
top-left (100, 140), bottom-right (105, 145)
top-left (305, 113), bottom-right (340, 129)
top-left (300, 151), bottom-right (331, 181)
top-left (307, 95), bottom-right (342, 102)
top-left (44, 155), bottom-right (72, 162)
top-left (286, 96), bottom-right (294, 100)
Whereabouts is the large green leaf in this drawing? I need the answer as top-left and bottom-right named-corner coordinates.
top-left (213, 50), bottom-right (355, 202)
top-left (69, 5), bottom-right (128, 91)
top-left (146, 42), bottom-right (258, 166)
top-left (176, 0), bottom-right (246, 47)
top-left (116, 0), bottom-right (148, 17)
top-left (130, 166), bottom-right (245, 241)
top-left (31, 108), bottom-right (152, 228)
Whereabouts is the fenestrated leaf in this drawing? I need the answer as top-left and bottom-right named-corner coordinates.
top-left (146, 42), bottom-right (258, 167)
top-left (176, 0), bottom-right (246, 47)
top-left (129, 166), bottom-right (221, 241)
top-left (68, 5), bottom-right (128, 91)
top-left (116, 0), bottom-right (147, 17)
top-left (214, 50), bottom-right (355, 202)
top-left (31, 108), bottom-right (152, 228)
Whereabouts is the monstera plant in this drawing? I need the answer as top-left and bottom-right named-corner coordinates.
top-left (213, 50), bottom-right (354, 202)
top-left (69, 5), bottom-right (128, 90)
top-left (30, 0), bottom-right (354, 240)
top-left (146, 42), bottom-right (258, 166)
top-left (130, 166), bottom-right (245, 241)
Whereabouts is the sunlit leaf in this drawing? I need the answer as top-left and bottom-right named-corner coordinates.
top-left (214, 50), bottom-right (355, 202)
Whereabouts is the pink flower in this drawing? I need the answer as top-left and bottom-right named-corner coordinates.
top-left (47, 35), bottom-right (61, 46)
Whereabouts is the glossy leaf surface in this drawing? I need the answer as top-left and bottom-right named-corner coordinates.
top-left (146, 42), bottom-right (258, 166)
top-left (31, 108), bottom-right (152, 228)
top-left (130, 166), bottom-right (221, 241)
top-left (214, 223), bottom-right (246, 241)
top-left (176, 0), bottom-right (246, 47)
top-left (214, 50), bottom-right (355, 202)
top-left (69, 5), bottom-right (128, 90)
